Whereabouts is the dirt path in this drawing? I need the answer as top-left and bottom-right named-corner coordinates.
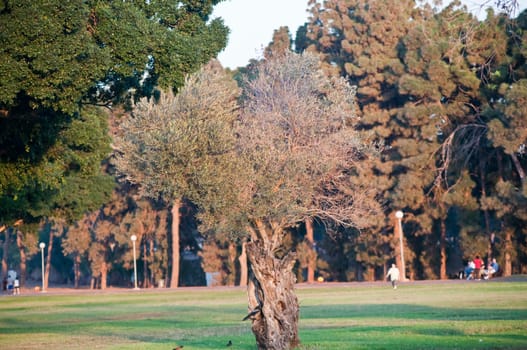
top-left (4, 275), bottom-right (524, 297)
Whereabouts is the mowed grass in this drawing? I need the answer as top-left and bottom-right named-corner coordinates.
top-left (1, 278), bottom-right (526, 349)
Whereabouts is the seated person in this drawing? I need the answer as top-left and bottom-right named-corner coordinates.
top-left (483, 258), bottom-right (499, 280)
top-left (465, 260), bottom-right (475, 280)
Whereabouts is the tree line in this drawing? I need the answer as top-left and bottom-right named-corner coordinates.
top-left (1, 1), bottom-right (526, 348)
top-left (1, 0), bottom-right (526, 288)
top-left (295, 0), bottom-right (527, 280)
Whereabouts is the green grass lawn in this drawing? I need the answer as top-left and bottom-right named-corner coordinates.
top-left (1, 279), bottom-right (526, 349)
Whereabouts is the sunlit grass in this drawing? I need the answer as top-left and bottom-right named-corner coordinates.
top-left (1, 279), bottom-right (526, 349)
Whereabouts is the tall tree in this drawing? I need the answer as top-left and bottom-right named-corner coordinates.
top-left (196, 52), bottom-right (380, 349)
top-left (0, 0), bottom-right (228, 114)
top-left (477, 9), bottom-right (527, 274)
top-left (113, 61), bottom-right (240, 288)
top-left (62, 214), bottom-right (94, 288)
top-left (302, 0), bottom-right (523, 279)
top-left (0, 0), bottom-right (228, 246)
top-left (264, 26), bottom-right (293, 59)
top-left (1, 0), bottom-right (228, 286)
top-left (304, 0), bottom-right (425, 277)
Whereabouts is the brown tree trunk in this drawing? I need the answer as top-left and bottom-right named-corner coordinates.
top-left (44, 230), bottom-right (54, 290)
top-left (238, 240), bottom-right (248, 287)
top-left (440, 220), bottom-right (447, 280)
top-left (15, 230), bottom-right (27, 287)
top-left (101, 261), bottom-right (108, 289)
top-left (504, 228), bottom-right (512, 276)
top-left (305, 218), bottom-right (315, 283)
top-left (170, 199), bottom-right (181, 288)
top-left (393, 214), bottom-right (404, 279)
top-left (149, 239), bottom-right (155, 288)
top-left (246, 240), bottom-right (299, 350)
top-left (1, 228), bottom-right (10, 280)
top-left (366, 265), bottom-right (375, 282)
top-left (228, 242), bottom-right (236, 286)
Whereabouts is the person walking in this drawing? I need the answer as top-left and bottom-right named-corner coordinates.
top-left (386, 263), bottom-right (400, 289)
top-left (13, 277), bottom-right (20, 295)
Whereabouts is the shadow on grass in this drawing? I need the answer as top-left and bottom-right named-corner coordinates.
top-left (2, 292), bottom-right (527, 349)
top-left (300, 303), bottom-right (527, 321)
top-left (1, 304), bottom-right (250, 347)
top-left (297, 324), bottom-right (527, 350)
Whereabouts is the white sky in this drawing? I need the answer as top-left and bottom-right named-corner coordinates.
top-left (212, 0), bottom-right (527, 69)
top-left (212, 0), bottom-right (309, 69)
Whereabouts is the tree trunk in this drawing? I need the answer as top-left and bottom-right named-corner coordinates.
top-left (101, 260), bottom-right (108, 289)
top-left (305, 218), bottom-right (315, 283)
top-left (440, 220), bottom-right (447, 280)
top-left (1, 228), bottom-right (10, 280)
top-left (504, 228), bottom-right (512, 276)
top-left (74, 254), bottom-right (81, 289)
top-left (143, 242), bottom-right (149, 288)
top-left (228, 242), bottom-right (237, 286)
top-left (170, 199), bottom-right (181, 288)
top-left (45, 230), bottom-right (54, 290)
top-left (366, 265), bottom-right (375, 282)
top-left (246, 240), bottom-right (299, 350)
top-left (393, 214), bottom-right (404, 279)
top-left (15, 230), bottom-right (27, 287)
top-left (149, 239), bottom-right (155, 287)
top-left (480, 158), bottom-right (493, 260)
top-left (238, 240), bottom-right (248, 287)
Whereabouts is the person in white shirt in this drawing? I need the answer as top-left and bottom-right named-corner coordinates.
top-left (386, 264), bottom-right (400, 289)
top-left (13, 277), bottom-right (20, 295)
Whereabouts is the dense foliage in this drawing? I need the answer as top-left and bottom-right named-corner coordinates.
top-left (0, 0), bottom-right (227, 286)
top-left (1, 1), bottom-right (526, 302)
top-left (302, 0), bottom-right (527, 279)
top-left (0, 0), bottom-right (228, 222)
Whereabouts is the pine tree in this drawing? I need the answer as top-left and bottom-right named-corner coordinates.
top-left (304, 0), bottom-right (424, 277)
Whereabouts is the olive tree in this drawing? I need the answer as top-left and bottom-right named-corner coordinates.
top-left (112, 60), bottom-right (239, 288)
top-left (199, 52), bottom-right (381, 350)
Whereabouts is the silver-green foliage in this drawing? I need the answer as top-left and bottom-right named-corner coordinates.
top-left (236, 52), bottom-right (381, 232)
top-left (113, 61), bottom-right (240, 207)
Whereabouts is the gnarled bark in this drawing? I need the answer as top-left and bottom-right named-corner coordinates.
top-left (246, 240), bottom-right (299, 350)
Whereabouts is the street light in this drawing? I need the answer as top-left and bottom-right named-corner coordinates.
top-left (39, 242), bottom-right (46, 292)
top-left (130, 235), bottom-right (139, 290)
top-left (395, 210), bottom-right (406, 281)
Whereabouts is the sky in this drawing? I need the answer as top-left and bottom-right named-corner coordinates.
top-left (212, 0), bottom-right (309, 69)
top-left (212, 0), bottom-right (527, 69)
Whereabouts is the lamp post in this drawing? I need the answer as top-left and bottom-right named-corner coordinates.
top-left (131, 235), bottom-right (139, 290)
top-left (395, 210), bottom-right (406, 281)
top-left (39, 242), bottom-right (46, 292)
